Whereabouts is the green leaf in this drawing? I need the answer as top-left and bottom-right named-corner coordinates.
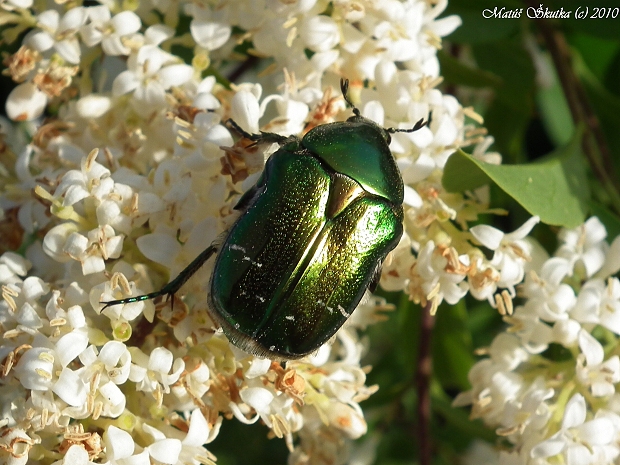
top-left (471, 39), bottom-right (536, 160)
top-left (569, 33), bottom-right (620, 81)
top-left (536, 58), bottom-right (574, 146)
top-left (578, 64), bottom-right (620, 184)
top-left (472, 40), bottom-right (535, 110)
top-left (438, 50), bottom-right (502, 88)
top-left (443, 133), bottom-right (589, 227)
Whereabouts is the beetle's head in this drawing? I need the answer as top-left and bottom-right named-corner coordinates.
top-left (340, 78), bottom-right (428, 144)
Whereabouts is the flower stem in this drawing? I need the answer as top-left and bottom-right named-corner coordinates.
top-left (417, 301), bottom-right (435, 465)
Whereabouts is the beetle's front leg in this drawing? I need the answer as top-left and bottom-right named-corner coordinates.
top-left (100, 244), bottom-right (218, 311)
top-left (225, 118), bottom-right (292, 146)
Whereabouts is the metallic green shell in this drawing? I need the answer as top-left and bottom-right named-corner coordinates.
top-left (208, 149), bottom-right (403, 359)
top-left (301, 118), bottom-right (404, 204)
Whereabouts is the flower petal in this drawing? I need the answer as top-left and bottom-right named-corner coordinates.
top-left (6, 83), bottom-right (47, 121)
top-left (530, 433), bottom-right (566, 458)
top-left (576, 417), bottom-right (615, 445)
top-left (105, 426), bottom-right (135, 460)
top-left (147, 439), bottom-right (182, 463)
top-left (111, 10), bottom-right (141, 35)
top-left (157, 64), bottom-right (194, 89)
top-left (112, 70), bottom-right (141, 97)
top-left (55, 331), bottom-right (88, 367)
top-left (471, 224), bottom-right (503, 250)
top-left (52, 367), bottom-right (87, 407)
top-left (183, 409), bottom-right (210, 447)
top-left (240, 386), bottom-right (274, 413)
top-left (230, 90), bottom-right (260, 134)
top-left (148, 347), bottom-right (173, 373)
top-left (562, 393), bottom-right (586, 429)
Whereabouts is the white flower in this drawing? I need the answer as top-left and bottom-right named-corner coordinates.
top-left (576, 330), bottom-right (620, 397)
top-left (79, 341), bottom-right (131, 386)
top-left (0, 0), bottom-right (566, 462)
top-left (93, 381), bottom-right (126, 418)
top-left (187, 3), bottom-right (231, 51)
top-left (590, 410), bottom-right (620, 463)
top-left (5, 82), bottom-right (48, 121)
top-left (54, 153), bottom-right (113, 206)
top-left (453, 335), bottom-right (529, 424)
top-left (104, 426), bottom-right (149, 464)
top-left (0, 0), bottom-right (32, 9)
top-left (370, 1), bottom-right (422, 63)
top-left (530, 393), bottom-right (615, 464)
top-left (112, 47), bottom-right (194, 116)
top-left (74, 93), bottom-right (112, 118)
top-left (467, 255), bottom-right (500, 303)
top-left (231, 385), bottom-right (275, 425)
top-left (259, 91), bottom-right (310, 136)
top-left (81, 6), bottom-right (141, 56)
top-left (571, 278), bottom-right (620, 335)
top-left (142, 410), bottom-right (218, 464)
top-left (143, 424), bottom-right (182, 464)
top-left (522, 257), bottom-right (572, 304)
top-left (230, 88), bottom-right (262, 134)
top-left (423, 0), bottom-right (462, 41)
top-left (379, 234), bottom-right (416, 292)
top-left (470, 216), bottom-right (540, 293)
top-left (0, 427), bottom-right (38, 465)
top-left (557, 217), bottom-right (608, 278)
top-left (13, 346), bottom-right (88, 408)
top-left (96, 267), bottom-right (151, 322)
top-left (597, 234), bottom-right (620, 278)
top-left (414, 240), bottom-right (469, 312)
top-left (171, 360), bottom-right (211, 410)
top-left (129, 347), bottom-right (185, 395)
top-left (499, 377), bottom-right (553, 436)
top-left (136, 217), bottom-right (218, 285)
top-left (44, 224), bottom-right (122, 275)
top-left (1, 146), bottom-right (53, 232)
top-left (326, 402), bottom-right (367, 439)
top-left (51, 444), bottom-right (96, 465)
top-left (0, 252), bottom-right (30, 285)
top-left (300, 16), bottom-right (340, 52)
top-left (551, 318), bottom-right (582, 347)
top-left (25, 8), bottom-right (87, 64)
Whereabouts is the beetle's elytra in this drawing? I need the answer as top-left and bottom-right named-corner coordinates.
top-left (102, 79), bottom-right (427, 360)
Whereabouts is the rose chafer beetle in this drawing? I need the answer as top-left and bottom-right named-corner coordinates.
top-left (102, 79), bottom-right (426, 360)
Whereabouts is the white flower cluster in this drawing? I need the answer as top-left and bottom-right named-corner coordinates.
top-left (454, 217), bottom-right (620, 465)
top-left (0, 0), bottom-right (556, 463)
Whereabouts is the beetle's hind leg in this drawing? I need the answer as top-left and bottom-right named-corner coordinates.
top-left (225, 118), bottom-right (291, 145)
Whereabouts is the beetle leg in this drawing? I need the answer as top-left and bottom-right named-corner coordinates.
top-left (100, 244), bottom-right (219, 311)
top-left (225, 118), bottom-right (290, 145)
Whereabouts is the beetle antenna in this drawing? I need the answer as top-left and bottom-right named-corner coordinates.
top-left (340, 78), bottom-right (361, 117)
top-left (225, 118), bottom-right (290, 145)
top-left (386, 112), bottom-right (432, 134)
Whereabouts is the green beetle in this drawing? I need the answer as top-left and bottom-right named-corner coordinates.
top-left (102, 79), bottom-right (426, 359)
